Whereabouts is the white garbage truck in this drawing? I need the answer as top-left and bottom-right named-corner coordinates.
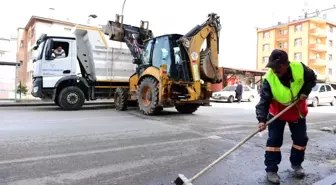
top-left (31, 25), bottom-right (137, 110)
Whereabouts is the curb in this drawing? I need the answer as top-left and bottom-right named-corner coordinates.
top-left (0, 101), bottom-right (114, 107)
top-left (313, 173), bottom-right (336, 185)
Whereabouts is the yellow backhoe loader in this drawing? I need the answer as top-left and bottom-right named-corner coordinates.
top-left (103, 13), bottom-right (222, 115)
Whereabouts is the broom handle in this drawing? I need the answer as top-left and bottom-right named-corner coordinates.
top-left (190, 99), bottom-right (300, 182)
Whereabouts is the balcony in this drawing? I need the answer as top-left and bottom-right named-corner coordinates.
top-left (309, 44), bottom-right (327, 52)
top-left (275, 33), bottom-right (288, 41)
top-left (310, 28), bottom-right (327, 38)
top-left (309, 58), bottom-right (328, 66)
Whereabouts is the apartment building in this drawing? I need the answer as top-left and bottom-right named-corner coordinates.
top-left (17, 16), bottom-right (76, 96)
top-left (256, 17), bottom-right (336, 82)
top-left (0, 34), bottom-right (18, 99)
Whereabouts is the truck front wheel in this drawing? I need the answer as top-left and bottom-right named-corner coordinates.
top-left (58, 86), bottom-right (85, 110)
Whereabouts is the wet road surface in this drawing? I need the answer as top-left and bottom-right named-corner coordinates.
top-left (0, 103), bottom-right (335, 185)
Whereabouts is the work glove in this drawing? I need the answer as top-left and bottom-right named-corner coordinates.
top-left (299, 94), bottom-right (308, 100)
top-left (258, 122), bottom-right (267, 132)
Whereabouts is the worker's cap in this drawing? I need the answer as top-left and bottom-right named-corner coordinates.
top-left (266, 49), bottom-right (289, 69)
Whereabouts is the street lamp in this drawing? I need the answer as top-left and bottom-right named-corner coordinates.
top-left (89, 14), bottom-right (98, 19)
top-left (121, 0), bottom-right (127, 24)
top-left (87, 14), bottom-right (98, 24)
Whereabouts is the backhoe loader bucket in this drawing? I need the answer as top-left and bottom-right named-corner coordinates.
top-left (102, 15), bottom-right (154, 43)
top-left (102, 20), bottom-right (125, 42)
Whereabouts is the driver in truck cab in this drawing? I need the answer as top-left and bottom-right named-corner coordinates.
top-left (52, 46), bottom-right (66, 58)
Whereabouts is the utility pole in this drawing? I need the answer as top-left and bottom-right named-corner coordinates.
top-left (120, 0), bottom-right (127, 49)
top-left (301, 3), bottom-right (336, 19)
top-left (302, 0), bottom-right (309, 18)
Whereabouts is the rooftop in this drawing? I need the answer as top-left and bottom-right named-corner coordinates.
top-left (24, 16), bottom-right (76, 30)
top-left (257, 16), bottom-right (336, 32)
top-left (23, 16), bottom-right (102, 30)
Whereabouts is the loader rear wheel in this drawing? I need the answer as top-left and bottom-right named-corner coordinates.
top-left (175, 104), bottom-right (200, 114)
top-left (137, 77), bottom-right (161, 115)
top-left (114, 88), bottom-right (128, 111)
top-left (58, 86), bottom-right (85, 111)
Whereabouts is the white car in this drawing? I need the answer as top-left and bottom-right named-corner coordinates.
top-left (307, 83), bottom-right (336, 107)
top-left (212, 85), bottom-right (258, 103)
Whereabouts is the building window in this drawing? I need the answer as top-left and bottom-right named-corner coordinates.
top-left (329, 68), bottom-right (332, 75)
top-left (329, 25), bottom-right (333, 33)
top-left (316, 38), bottom-right (321, 44)
top-left (263, 44), bottom-right (270, 51)
top-left (295, 24), bottom-right (302, 32)
top-left (279, 29), bottom-right (288, 34)
top-left (316, 53), bottom-right (320, 59)
top-left (278, 42), bottom-right (287, 48)
top-left (263, 56), bottom-right (269, 63)
top-left (263, 32), bottom-right (270, 39)
top-left (294, 52), bottom-right (302, 61)
top-left (295, 38), bottom-right (302, 46)
top-left (20, 40), bottom-right (24, 48)
top-left (31, 27), bottom-right (35, 38)
top-left (329, 54), bottom-right (333, 61)
top-left (329, 40), bottom-right (333, 47)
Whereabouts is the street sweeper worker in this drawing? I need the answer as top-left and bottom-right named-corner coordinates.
top-left (255, 49), bottom-right (317, 184)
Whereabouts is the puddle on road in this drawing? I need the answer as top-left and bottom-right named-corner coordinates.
top-left (328, 159), bottom-right (336, 166)
top-left (320, 127), bottom-right (336, 134)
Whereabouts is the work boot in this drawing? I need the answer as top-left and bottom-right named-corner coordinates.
top-left (291, 165), bottom-right (305, 178)
top-left (267, 172), bottom-right (280, 184)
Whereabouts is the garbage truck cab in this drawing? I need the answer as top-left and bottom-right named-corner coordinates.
top-left (31, 26), bottom-right (135, 110)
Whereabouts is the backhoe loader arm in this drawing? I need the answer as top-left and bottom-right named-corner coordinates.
top-left (178, 13), bottom-right (222, 83)
top-left (103, 15), bottom-right (154, 59)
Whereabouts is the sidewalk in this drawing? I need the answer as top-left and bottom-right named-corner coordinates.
top-left (0, 99), bottom-right (114, 107)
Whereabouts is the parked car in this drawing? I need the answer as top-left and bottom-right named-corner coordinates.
top-left (212, 85), bottom-right (258, 103)
top-left (307, 83), bottom-right (336, 107)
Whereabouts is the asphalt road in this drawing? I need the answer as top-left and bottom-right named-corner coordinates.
top-left (0, 102), bottom-right (336, 185)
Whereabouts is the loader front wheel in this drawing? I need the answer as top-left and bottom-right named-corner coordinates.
top-left (137, 77), bottom-right (161, 115)
top-left (175, 104), bottom-right (200, 114)
top-left (114, 88), bottom-right (128, 111)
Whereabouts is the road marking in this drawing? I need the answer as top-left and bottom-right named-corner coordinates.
top-left (215, 124), bottom-right (256, 130)
top-left (6, 154), bottom-right (191, 185)
top-left (210, 129), bottom-right (254, 136)
top-left (0, 115), bottom-right (134, 124)
top-left (208, 135), bottom-right (222, 139)
top-left (0, 137), bottom-right (208, 165)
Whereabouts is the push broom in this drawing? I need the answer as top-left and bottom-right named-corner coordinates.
top-left (174, 99), bottom-right (300, 185)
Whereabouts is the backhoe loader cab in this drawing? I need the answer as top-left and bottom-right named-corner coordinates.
top-left (105, 13), bottom-right (222, 115)
top-left (135, 34), bottom-right (190, 81)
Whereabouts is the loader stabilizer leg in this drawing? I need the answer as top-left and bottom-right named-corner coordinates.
top-left (174, 174), bottom-right (193, 185)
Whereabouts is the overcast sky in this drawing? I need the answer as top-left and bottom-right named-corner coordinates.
top-left (1, 0), bottom-right (336, 69)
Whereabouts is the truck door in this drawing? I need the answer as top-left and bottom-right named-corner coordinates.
top-left (42, 38), bottom-right (75, 88)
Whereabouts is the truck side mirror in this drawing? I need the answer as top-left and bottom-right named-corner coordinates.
top-left (45, 39), bottom-right (55, 60)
